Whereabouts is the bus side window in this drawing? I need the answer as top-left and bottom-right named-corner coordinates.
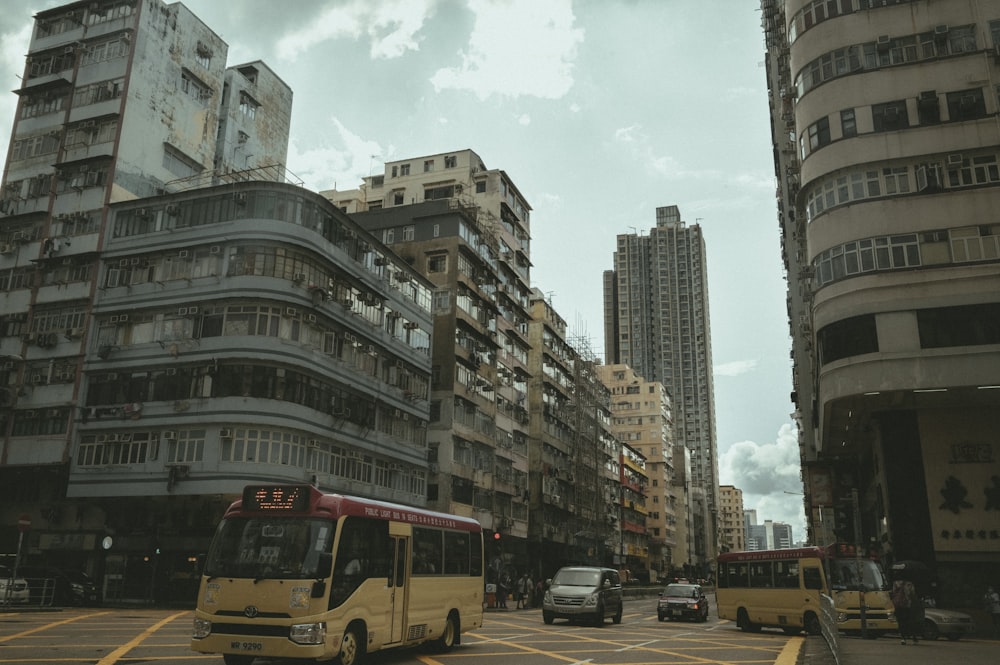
top-left (803, 566), bottom-right (823, 590)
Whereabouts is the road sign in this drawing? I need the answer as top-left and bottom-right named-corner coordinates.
top-left (17, 514), bottom-right (31, 533)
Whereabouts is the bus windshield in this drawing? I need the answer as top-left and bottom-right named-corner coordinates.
top-left (826, 558), bottom-right (889, 591)
top-left (204, 516), bottom-right (335, 579)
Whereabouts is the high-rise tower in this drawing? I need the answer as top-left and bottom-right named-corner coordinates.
top-left (604, 205), bottom-right (719, 571)
top-left (763, 0), bottom-right (1000, 597)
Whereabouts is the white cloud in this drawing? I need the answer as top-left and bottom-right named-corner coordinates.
top-left (714, 359), bottom-right (758, 377)
top-left (430, 0), bottom-right (583, 100)
top-left (275, 0), bottom-right (433, 62)
top-left (288, 117), bottom-right (383, 192)
top-left (720, 424), bottom-right (807, 541)
top-left (516, 113), bottom-right (531, 125)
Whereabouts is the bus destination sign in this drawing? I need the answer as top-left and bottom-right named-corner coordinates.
top-left (243, 485), bottom-right (311, 512)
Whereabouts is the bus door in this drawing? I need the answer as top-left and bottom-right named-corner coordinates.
top-left (801, 560), bottom-right (825, 609)
top-left (387, 535), bottom-right (408, 644)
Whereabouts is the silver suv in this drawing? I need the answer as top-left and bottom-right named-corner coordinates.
top-left (542, 566), bottom-right (623, 626)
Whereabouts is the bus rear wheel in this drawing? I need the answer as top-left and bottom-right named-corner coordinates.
top-left (804, 612), bottom-right (822, 636)
top-left (433, 612), bottom-right (458, 652)
top-left (737, 608), bottom-right (761, 633)
top-left (338, 624), bottom-right (366, 665)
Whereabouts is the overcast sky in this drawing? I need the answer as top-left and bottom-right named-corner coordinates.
top-left (0, 0), bottom-right (806, 540)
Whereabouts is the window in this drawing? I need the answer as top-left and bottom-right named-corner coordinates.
top-left (423, 159), bottom-right (434, 172)
top-left (946, 88), bottom-right (987, 121)
top-left (399, 164), bottom-right (410, 176)
top-left (807, 116), bottom-right (831, 150)
top-left (916, 91), bottom-right (940, 125)
top-left (444, 155), bottom-right (457, 168)
top-left (428, 255), bottom-right (447, 273)
top-left (918, 303), bottom-right (1000, 348)
top-left (818, 314), bottom-right (878, 365)
top-left (239, 92), bottom-right (259, 119)
top-left (872, 101), bottom-right (908, 132)
top-left (393, 191), bottom-right (404, 205)
top-left (475, 180), bottom-right (486, 193)
top-left (840, 109), bottom-right (856, 138)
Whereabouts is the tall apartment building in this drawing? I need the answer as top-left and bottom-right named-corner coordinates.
top-left (597, 363), bottom-right (680, 580)
top-left (338, 155), bottom-right (627, 580)
top-left (330, 150), bottom-right (538, 575)
top-left (603, 205), bottom-right (720, 573)
top-left (718, 484), bottom-right (745, 553)
top-left (763, 0), bottom-right (1000, 598)
top-left (527, 290), bottom-right (620, 578)
top-left (0, 0), bottom-right (431, 605)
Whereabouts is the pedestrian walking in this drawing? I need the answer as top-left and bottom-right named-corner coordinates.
top-left (984, 585), bottom-right (1000, 635)
top-left (497, 571), bottom-right (511, 609)
top-left (515, 573), bottom-right (530, 609)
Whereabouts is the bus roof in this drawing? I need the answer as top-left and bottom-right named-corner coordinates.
top-left (225, 484), bottom-right (483, 533)
top-left (717, 547), bottom-right (828, 563)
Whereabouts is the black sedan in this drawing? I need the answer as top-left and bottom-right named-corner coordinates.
top-left (657, 583), bottom-right (709, 622)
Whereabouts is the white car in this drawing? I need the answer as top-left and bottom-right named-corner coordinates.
top-left (0, 565), bottom-right (30, 605)
top-left (921, 607), bottom-right (976, 641)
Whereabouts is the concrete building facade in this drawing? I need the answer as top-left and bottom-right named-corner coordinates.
top-left (718, 484), bottom-right (745, 553)
top-left (597, 363), bottom-right (680, 581)
top-left (603, 205), bottom-right (720, 574)
top-left (762, 0), bottom-right (1000, 602)
top-left (0, 0), bottom-right (429, 605)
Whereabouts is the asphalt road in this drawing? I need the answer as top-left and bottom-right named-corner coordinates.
top-left (0, 597), bottom-right (810, 665)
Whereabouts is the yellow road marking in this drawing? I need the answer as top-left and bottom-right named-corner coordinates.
top-left (775, 636), bottom-right (803, 665)
top-left (0, 611), bottom-right (112, 644)
top-left (95, 611), bottom-right (189, 665)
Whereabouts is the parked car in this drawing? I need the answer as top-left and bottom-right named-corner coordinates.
top-left (16, 566), bottom-right (100, 607)
top-left (921, 606), bottom-right (976, 641)
top-left (0, 565), bottom-right (30, 605)
top-left (542, 566), bottom-right (623, 626)
top-left (657, 583), bottom-right (709, 622)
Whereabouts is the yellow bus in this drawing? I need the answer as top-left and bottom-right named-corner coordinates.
top-left (716, 544), bottom-right (896, 636)
top-left (191, 484), bottom-right (484, 665)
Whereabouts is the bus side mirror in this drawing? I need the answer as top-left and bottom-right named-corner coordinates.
top-left (196, 553), bottom-right (207, 574)
top-left (316, 552), bottom-right (333, 578)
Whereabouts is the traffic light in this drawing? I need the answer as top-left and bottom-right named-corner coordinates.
top-left (493, 531), bottom-right (501, 541)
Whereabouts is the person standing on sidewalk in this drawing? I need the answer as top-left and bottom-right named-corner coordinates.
top-left (985, 585), bottom-right (1000, 635)
top-left (892, 580), bottom-right (920, 645)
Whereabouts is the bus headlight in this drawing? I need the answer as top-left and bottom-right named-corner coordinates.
top-left (836, 611), bottom-right (848, 623)
top-left (192, 617), bottom-right (212, 639)
top-left (290, 621), bottom-right (326, 645)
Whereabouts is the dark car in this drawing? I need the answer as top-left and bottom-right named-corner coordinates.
top-left (657, 583), bottom-right (709, 622)
top-left (542, 566), bottom-right (623, 626)
top-left (17, 566), bottom-right (100, 606)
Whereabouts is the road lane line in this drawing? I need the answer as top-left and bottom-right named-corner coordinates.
top-left (466, 631), bottom-right (584, 662)
top-left (0, 611), bottom-right (112, 644)
top-left (617, 639), bottom-right (660, 651)
top-left (775, 636), bottom-right (803, 665)
top-left (94, 610), bottom-right (189, 665)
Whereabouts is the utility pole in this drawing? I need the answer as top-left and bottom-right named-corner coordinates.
top-left (851, 489), bottom-right (869, 638)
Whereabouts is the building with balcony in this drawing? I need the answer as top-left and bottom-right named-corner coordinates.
top-left (597, 363), bottom-right (680, 581)
top-left (762, 0), bottom-right (1000, 599)
top-left (718, 484), bottom-right (745, 553)
top-left (603, 205), bottom-right (720, 574)
top-left (0, 0), bottom-right (428, 605)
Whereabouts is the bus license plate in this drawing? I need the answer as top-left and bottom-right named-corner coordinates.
top-left (231, 641), bottom-right (263, 652)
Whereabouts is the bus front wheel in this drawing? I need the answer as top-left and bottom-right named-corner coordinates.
top-left (737, 608), bottom-right (761, 633)
top-left (804, 612), bottom-right (822, 636)
top-left (338, 624), bottom-right (366, 665)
